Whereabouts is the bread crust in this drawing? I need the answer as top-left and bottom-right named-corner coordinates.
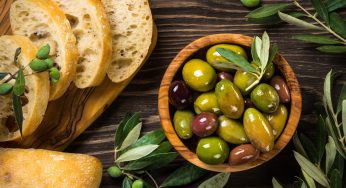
top-left (0, 35), bottom-right (50, 141)
top-left (10, 0), bottom-right (78, 100)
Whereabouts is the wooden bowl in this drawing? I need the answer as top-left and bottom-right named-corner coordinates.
top-left (158, 34), bottom-right (302, 172)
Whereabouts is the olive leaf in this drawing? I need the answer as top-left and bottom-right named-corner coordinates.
top-left (342, 101), bottom-right (346, 148)
top-left (247, 12), bottom-right (305, 25)
top-left (215, 48), bottom-right (257, 73)
top-left (330, 169), bottom-right (342, 188)
top-left (299, 133), bottom-right (318, 163)
top-left (123, 113), bottom-right (141, 137)
top-left (0, 72), bottom-right (8, 80)
top-left (118, 122), bottom-right (142, 151)
top-left (329, 12), bottom-right (346, 38)
top-left (13, 48), bottom-right (21, 65)
top-left (337, 86), bottom-right (346, 113)
top-left (301, 169), bottom-right (316, 188)
top-left (13, 68), bottom-right (25, 96)
top-left (160, 164), bottom-right (209, 187)
top-left (332, 153), bottom-right (345, 178)
top-left (122, 177), bottom-right (132, 188)
top-left (126, 129), bottom-right (165, 151)
top-left (251, 38), bottom-right (260, 64)
top-left (12, 93), bottom-right (23, 136)
top-left (317, 45), bottom-right (346, 53)
top-left (293, 151), bottom-right (330, 187)
top-left (278, 11), bottom-right (323, 30)
top-left (260, 31), bottom-right (270, 70)
top-left (198, 173), bottom-right (230, 188)
top-left (292, 34), bottom-right (342, 45)
top-left (268, 43), bottom-right (278, 65)
top-left (115, 113), bottom-right (139, 148)
top-left (246, 3), bottom-right (292, 19)
top-left (327, 0), bottom-right (346, 12)
top-left (293, 133), bottom-right (309, 159)
top-left (123, 152), bottom-right (178, 171)
top-left (115, 144), bottom-right (159, 163)
top-left (316, 115), bottom-right (327, 164)
top-left (151, 141), bottom-right (172, 154)
top-left (310, 0), bottom-right (329, 25)
top-left (272, 177), bottom-right (284, 188)
top-left (325, 136), bottom-right (337, 173)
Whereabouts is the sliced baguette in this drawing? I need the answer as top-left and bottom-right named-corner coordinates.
top-left (0, 148), bottom-right (102, 188)
top-left (10, 0), bottom-right (78, 100)
top-left (53, 0), bottom-right (112, 88)
top-left (101, 0), bottom-right (154, 83)
top-left (0, 35), bottom-right (50, 141)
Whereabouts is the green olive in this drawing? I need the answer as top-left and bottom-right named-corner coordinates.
top-left (251, 83), bottom-right (279, 113)
top-left (215, 80), bottom-right (244, 119)
top-left (173, 110), bottom-right (194, 139)
top-left (194, 92), bottom-right (221, 115)
top-left (107, 166), bottom-right (122, 178)
top-left (263, 63), bottom-right (275, 81)
top-left (0, 83), bottom-right (13, 95)
top-left (45, 58), bottom-right (54, 68)
top-left (29, 59), bottom-right (49, 72)
top-left (243, 108), bottom-right (274, 152)
top-left (36, 44), bottom-right (50, 59)
top-left (265, 104), bottom-right (288, 140)
top-left (50, 67), bottom-right (60, 83)
top-left (233, 70), bottom-right (258, 96)
top-left (182, 59), bottom-right (216, 92)
top-left (196, 137), bottom-right (229, 164)
top-left (241, 0), bottom-right (260, 8)
top-left (206, 44), bottom-right (248, 72)
top-left (132, 180), bottom-right (144, 188)
top-left (217, 116), bottom-right (249, 144)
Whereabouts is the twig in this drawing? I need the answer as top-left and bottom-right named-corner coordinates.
top-left (293, 1), bottom-right (346, 45)
top-left (145, 171), bottom-right (159, 188)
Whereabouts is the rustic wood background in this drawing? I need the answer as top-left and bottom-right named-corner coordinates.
top-left (2, 0), bottom-right (346, 187)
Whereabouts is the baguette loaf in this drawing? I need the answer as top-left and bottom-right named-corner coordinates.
top-left (0, 35), bottom-right (49, 141)
top-left (10, 0), bottom-right (78, 100)
top-left (53, 0), bottom-right (112, 88)
top-left (0, 148), bottom-right (102, 188)
top-left (101, 0), bottom-right (154, 83)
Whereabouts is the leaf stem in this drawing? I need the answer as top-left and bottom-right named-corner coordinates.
top-left (145, 171), bottom-right (159, 188)
top-left (123, 172), bottom-right (142, 181)
top-left (293, 1), bottom-right (346, 45)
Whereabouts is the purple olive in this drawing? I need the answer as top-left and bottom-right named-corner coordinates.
top-left (169, 80), bottom-right (192, 110)
top-left (192, 112), bottom-right (218, 137)
top-left (217, 72), bottom-right (234, 82)
top-left (270, 76), bottom-right (291, 103)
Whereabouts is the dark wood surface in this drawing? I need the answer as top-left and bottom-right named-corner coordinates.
top-left (3, 0), bottom-right (345, 187)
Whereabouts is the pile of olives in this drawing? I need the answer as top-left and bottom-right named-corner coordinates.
top-left (169, 44), bottom-right (291, 166)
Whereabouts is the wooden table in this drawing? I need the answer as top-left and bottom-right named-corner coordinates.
top-left (5, 0), bottom-right (346, 187)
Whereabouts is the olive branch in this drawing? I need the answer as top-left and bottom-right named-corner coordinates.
top-left (0, 44), bottom-right (60, 136)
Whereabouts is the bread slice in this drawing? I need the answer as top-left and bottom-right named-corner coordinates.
top-left (101, 0), bottom-right (154, 83)
top-left (52, 0), bottom-right (112, 88)
top-left (0, 148), bottom-right (102, 188)
top-left (10, 0), bottom-right (78, 100)
top-left (0, 35), bottom-right (50, 141)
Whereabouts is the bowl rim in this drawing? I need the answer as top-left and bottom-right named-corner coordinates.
top-left (158, 33), bottom-right (302, 172)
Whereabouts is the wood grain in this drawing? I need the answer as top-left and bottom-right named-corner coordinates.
top-left (2, 0), bottom-right (346, 187)
top-left (0, 0), bottom-right (157, 151)
top-left (159, 34), bottom-right (302, 172)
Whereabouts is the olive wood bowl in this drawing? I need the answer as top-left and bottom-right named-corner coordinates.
top-left (158, 34), bottom-right (302, 172)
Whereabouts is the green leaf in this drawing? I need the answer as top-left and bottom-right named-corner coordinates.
top-left (122, 177), bottom-right (132, 188)
top-left (116, 144), bottom-right (159, 163)
top-left (310, 0), bottom-right (329, 25)
top-left (293, 133), bottom-right (309, 159)
top-left (337, 86), bottom-right (346, 113)
top-left (324, 70), bottom-right (336, 114)
top-left (325, 136), bottom-right (337, 173)
top-left (260, 31), bottom-right (270, 70)
top-left (12, 93), bottom-right (23, 136)
top-left (123, 113), bottom-right (141, 137)
top-left (143, 181), bottom-right (155, 188)
top-left (278, 11), bottom-right (323, 30)
top-left (301, 169), bottom-right (316, 188)
top-left (330, 169), bottom-right (342, 188)
top-left (123, 152), bottom-right (178, 171)
top-left (115, 113), bottom-right (131, 147)
top-left (251, 38), bottom-right (260, 64)
top-left (299, 133), bottom-right (318, 163)
top-left (272, 177), bottom-right (283, 188)
top-left (246, 3), bottom-right (292, 19)
top-left (151, 141), bottom-right (172, 154)
top-left (327, 0), bottom-right (346, 12)
top-left (292, 34), bottom-right (341, 45)
top-left (198, 173), bottom-right (230, 188)
top-left (118, 123), bottom-right (142, 151)
top-left (325, 115), bottom-right (346, 159)
top-left (247, 12), bottom-right (305, 25)
top-left (127, 129), bottom-right (165, 150)
top-left (330, 12), bottom-right (346, 38)
top-left (0, 72), bottom-right (8, 80)
top-left (293, 151), bottom-right (329, 187)
top-left (316, 115), bottom-right (327, 164)
top-left (216, 48), bottom-right (257, 73)
top-left (268, 43), bottom-right (278, 65)
top-left (160, 164), bottom-right (209, 187)
top-left (342, 101), bottom-right (346, 144)
top-left (255, 37), bottom-right (262, 61)
top-left (332, 153), bottom-right (344, 178)
top-left (13, 48), bottom-right (21, 64)
top-left (317, 45), bottom-right (346, 53)
top-left (13, 68), bottom-right (25, 96)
